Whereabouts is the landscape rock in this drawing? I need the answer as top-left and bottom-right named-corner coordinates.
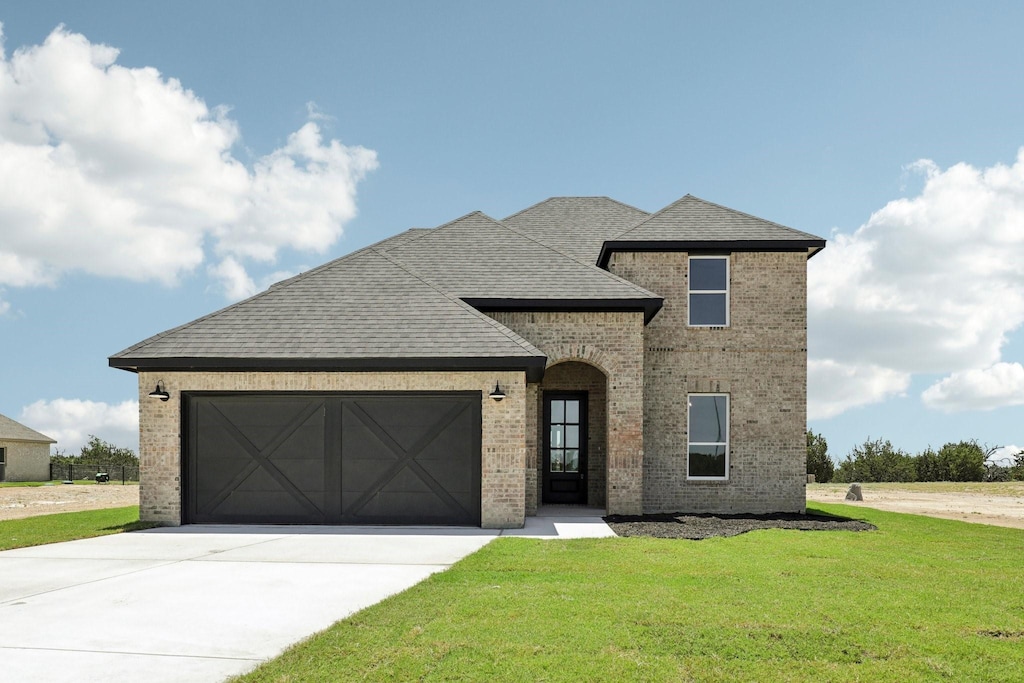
top-left (846, 483), bottom-right (864, 501)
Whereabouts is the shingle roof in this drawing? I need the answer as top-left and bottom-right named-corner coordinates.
top-left (598, 194), bottom-right (826, 266)
top-left (0, 413), bottom-right (56, 443)
top-left (110, 246), bottom-right (547, 377)
top-left (111, 193), bottom-right (823, 374)
top-left (382, 211), bottom-right (660, 310)
top-left (502, 197), bottom-right (649, 262)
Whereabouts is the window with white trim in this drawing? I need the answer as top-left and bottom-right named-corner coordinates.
top-left (689, 255), bottom-right (729, 326)
top-left (687, 394), bottom-right (728, 479)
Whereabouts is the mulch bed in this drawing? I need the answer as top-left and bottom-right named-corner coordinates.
top-left (604, 512), bottom-right (876, 540)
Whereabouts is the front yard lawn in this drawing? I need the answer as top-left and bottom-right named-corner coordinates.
top-left (0, 506), bottom-right (154, 550)
top-left (239, 503), bottom-right (1024, 682)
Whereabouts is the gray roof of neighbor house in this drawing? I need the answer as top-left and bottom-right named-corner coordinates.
top-left (110, 243), bottom-right (548, 380)
top-left (597, 194), bottom-right (826, 267)
top-left (502, 196), bottom-right (649, 263)
top-left (381, 212), bottom-right (662, 320)
top-left (0, 413), bottom-right (56, 443)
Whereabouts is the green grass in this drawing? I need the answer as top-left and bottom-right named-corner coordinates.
top-left (238, 504), bottom-right (1024, 682)
top-left (0, 506), bottom-right (156, 551)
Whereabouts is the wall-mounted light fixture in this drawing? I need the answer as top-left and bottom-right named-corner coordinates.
top-left (148, 380), bottom-right (170, 402)
top-left (489, 381), bottom-right (506, 401)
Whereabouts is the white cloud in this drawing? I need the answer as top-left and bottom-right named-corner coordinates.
top-left (809, 150), bottom-right (1024, 417)
top-left (0, 24), bottom-right (376, 297)
top-left (208, 256), bottom-right (258, 301)
top-left (208, 258), bottom-right (305, 301)
top-left (20, 398), bottom-right (140, 454)
top-left (921, 362), bottom-right (1024, 413)
top-left (808, 359), bottom-right (910, 419)
top-left (988, 444), bottom-right (1022, 465)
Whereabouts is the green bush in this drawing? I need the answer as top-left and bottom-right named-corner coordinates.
top-left (833, 438), bottom-right (916, 483)
top-left (806, 429), bottom-right (834, 483)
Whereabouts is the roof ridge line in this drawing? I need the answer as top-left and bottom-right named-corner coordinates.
top-left (501, 195), bottom-right (649, 223)
top-left (372, 248), bottom-right (545, 357)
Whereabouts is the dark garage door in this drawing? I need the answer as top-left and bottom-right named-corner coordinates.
top-left (184, 393), bottom-right (481, 525)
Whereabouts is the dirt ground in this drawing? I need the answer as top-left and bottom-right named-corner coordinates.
top-left (807, 483), bottom-right (1024, 530)
top-left (0, 483), bottom-right (139, 521)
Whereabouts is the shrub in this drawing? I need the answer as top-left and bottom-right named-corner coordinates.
top-left (806, 429), bottom-right (834, 483)
top-left (916, 441), bottom-right (986, 482)
top-left (834, 438), bottom-right (916, 483)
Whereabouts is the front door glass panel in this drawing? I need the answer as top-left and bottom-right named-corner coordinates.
top-left (549, 399), bottom-right (581, 474)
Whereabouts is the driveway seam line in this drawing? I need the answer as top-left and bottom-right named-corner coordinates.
top-left (0, 645), bottom-right (261, 662)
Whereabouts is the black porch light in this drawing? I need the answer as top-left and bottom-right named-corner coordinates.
top-left (489, 381), bottom-right (506, 401)
top-left (148, 380), bottom-right (170, 402)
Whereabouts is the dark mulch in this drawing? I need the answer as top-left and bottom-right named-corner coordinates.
top-left (604, 512), bottom-right (876, 540)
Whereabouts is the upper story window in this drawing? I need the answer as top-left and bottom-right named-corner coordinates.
top-left (689, 256), bottom-right (729, 326)
top-left (687, 394), bottom-right (729, 479)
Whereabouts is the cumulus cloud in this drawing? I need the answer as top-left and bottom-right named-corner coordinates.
top-left (921, 362), bottom-right (1024, 413)
top-left (208, 256), bottom-right (258, 301)
top-left (20, 398), bottom-right (140, 453)
top-left (809, 151), bottom-right (1024, 417)
top-left (988, 444), bottom-right (1022, 465)
top-left (808, 359), bottom-right (910, 419)
top-left (0, 24), bottom-right (376, 296)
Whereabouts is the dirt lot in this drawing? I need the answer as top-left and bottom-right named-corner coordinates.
top-left (807, 482), bottom-right (1024, 529)
top-left (0, 483), bottom-right (139, 521)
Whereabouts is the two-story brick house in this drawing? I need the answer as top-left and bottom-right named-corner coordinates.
top-left (110, 194), bottom-right (825, 528)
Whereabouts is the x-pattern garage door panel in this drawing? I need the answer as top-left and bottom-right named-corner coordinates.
top-left (185, 393), bottom-right (481, 525)
top-left (340, 397), bottom-right (479, 524)
top-left (189, 397), bottom-right (330, 523)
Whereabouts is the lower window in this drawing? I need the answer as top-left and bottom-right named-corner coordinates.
top-left (688, 394), bottom-right (729, 479)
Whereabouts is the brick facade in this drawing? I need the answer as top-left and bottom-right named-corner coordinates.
top-left (486, 311), bottom-right (645, 515)
top-left (608, 250), bottom-right (808, 513)
top-left (134, 252), bottom-right (809, 525)
top-left (137, 370), bottom-right (526, 528)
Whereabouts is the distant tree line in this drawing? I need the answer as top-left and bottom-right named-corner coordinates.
top-left (51, 435), bottom-right (139, 468)
top-left (806, 430), bottom-right (1024, 483)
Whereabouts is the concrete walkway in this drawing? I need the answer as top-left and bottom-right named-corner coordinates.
top-left (0, 510), bottom-right (613, 682)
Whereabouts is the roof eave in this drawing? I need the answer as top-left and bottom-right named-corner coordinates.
top-left (462, 297), bottom-right (664, 325)
top-left (108, 355), bottom-right (549, 383)
top-left (597, 239), bottom-right (828, 268)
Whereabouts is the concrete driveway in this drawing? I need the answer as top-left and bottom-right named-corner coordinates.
top-left (0, 511), bottom-right (613, 682)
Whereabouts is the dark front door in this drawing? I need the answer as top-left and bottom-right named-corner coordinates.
top-left (543, 392), bottom-right (587, 504)
top-left (184, 393), bottom-right (481, 525)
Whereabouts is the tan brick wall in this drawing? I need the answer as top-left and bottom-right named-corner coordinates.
top-left (609, 250), bottom-right (808, 514)
top-left (487, 311), bottom-right (645, 514)
top-left (137, 370), bottom-right (526, 528)
top-left (0, 440), bottom-right (51, 482)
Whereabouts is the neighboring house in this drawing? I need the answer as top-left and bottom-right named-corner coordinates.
top-left (0, 413), bottom-right (56, 482)
top-left (110, 194), bottom-right (825, 528)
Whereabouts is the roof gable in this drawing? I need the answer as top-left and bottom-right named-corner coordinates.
top-left (0, 413), bottom-right (56, 443)
top-left (597, 195), bottom-right (826, 266)
top-left (502, 196), bottom-right (649, 263)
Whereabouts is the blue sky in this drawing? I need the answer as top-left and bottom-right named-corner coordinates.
top-left (1, 2), bottom-right (1022, 462)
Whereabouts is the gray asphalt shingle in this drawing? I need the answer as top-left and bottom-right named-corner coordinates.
top-left (613, 194), bottom-right (824, 243)
top-left (110, 246), bottom-right (545, 365)
top-left (0, 413), bottom-right (56, 443)
top-left (110, 193), bottom-right (823, 370)
top-left (502, 196), bottom-right (649, 262)
top-left (383, 211), bottom-right (659, 301)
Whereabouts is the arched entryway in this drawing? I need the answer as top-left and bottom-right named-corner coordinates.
top-left (537, 361), bottom-right (608, 507)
